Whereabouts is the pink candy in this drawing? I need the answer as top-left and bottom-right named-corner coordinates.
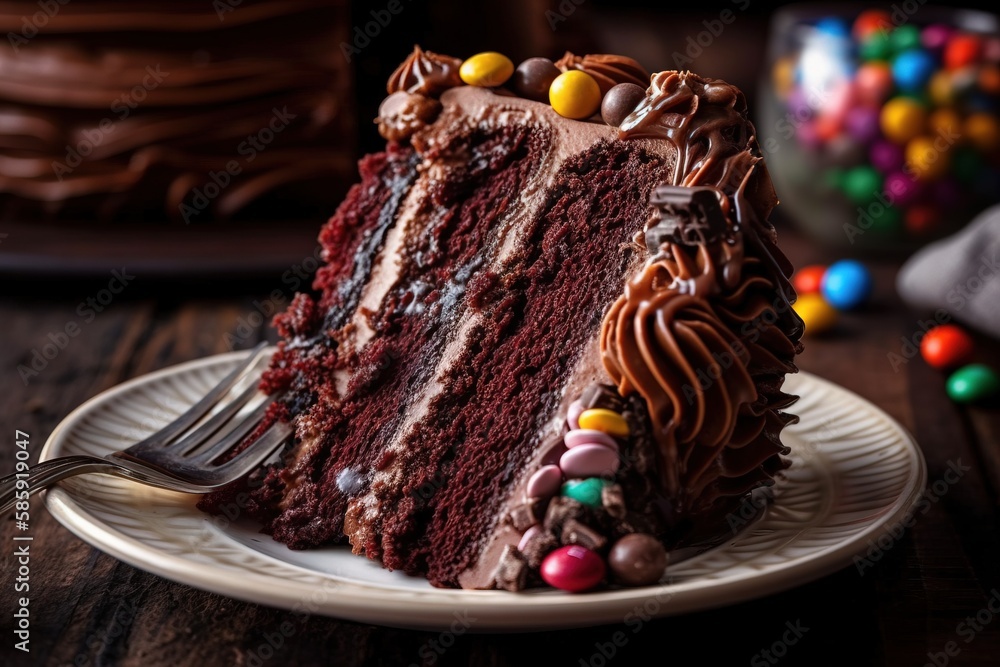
top-left (526, 464), bottom-right (562, 499)
top-left (567, 400), bottom-right (584, 430)
top-left (540, 545), bottom-right (606, 592)
top-left (564, 428), bottom-right (619, 451)
top-left (518, 525), bottom-right (541, 552)
top-left (560, 444), bottom-right (620, 478)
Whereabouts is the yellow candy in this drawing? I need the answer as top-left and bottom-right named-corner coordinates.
top-left (794, 293), bottom-right (837, 336)
top-left (964, 113), bottom-right (1000, 152)
top-left (928, 71), bottom-right (953, 106)
top-left (880, 97), bottom-right (926, 145)
top-left (549, 70), bottom-right (601, 120)
top-left (928, 109), bottom-right (962, 139)
top-left (577, 408), bottom-right (630, 438)
top-left (459, 52), bottom-right (514, 88)
top-left (906, 135), bottom-right (950, 181)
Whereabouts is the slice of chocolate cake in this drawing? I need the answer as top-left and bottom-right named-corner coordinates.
top-left (201, 48), bottom-right (803, 591)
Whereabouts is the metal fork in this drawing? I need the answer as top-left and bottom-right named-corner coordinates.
top-left (1, 343), bottom-right (292, 514)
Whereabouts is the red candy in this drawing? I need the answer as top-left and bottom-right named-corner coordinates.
top-left (793, 265), bottom-right (827, 295)
top-left (921, 325), bottom-right (975, 369)
top-left (945, 34), bottom-right (982, 70)
top-left (853, 10), bottom-right (891, 40)
top-left (540, 545), bottom-right (606, 592)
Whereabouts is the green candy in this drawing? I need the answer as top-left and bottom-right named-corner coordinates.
top-left (842, 165), bottom-right (883, 204)
top-left (861, 31), bottom-right (892, 61)
top-left (890, 25), bottom-right (921, 53)
top-left (947, 364), bottom-right (1000, 404)
top-left (561, 478), bottom-right (608, 507)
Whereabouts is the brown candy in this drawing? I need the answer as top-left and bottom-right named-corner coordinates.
top-left (602, 83), bottom-right (647, 128)
top-left (608, 533), bottom-right (668, 586)
top-left (514, 57), bottom-right (561, 102)
top-left (376, 92), bottom-right (441, 141)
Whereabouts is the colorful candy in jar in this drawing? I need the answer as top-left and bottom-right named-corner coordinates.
top-left (775, 12), bottom-right (1000, 242)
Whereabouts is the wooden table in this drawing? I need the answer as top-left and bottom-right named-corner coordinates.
top-left (2, 229), bottom-right (999, 666)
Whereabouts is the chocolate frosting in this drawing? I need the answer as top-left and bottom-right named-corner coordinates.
top-left (554, 52), bottom-right (650, 95)
top-left (386, 46), bottom-right (463, 97)
top-left (601, 71), bottom-right (803, 520)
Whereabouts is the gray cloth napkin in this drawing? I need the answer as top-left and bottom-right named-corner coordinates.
top-left (896, 207), bottom-right (1000, 339)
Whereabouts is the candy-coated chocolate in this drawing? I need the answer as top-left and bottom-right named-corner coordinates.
top-left (564, 429), bottom-right (619, 450)
top-left (892, 49), bottom-right (936, 91)
top-left (905, 204), bottom-right (940, 235)
top-left (890, 25), bottom-right (922, 53)
top-left (539, 545), bottom-right (606, 592)
top-left (526, 464), bottom-right (563, 499)
top-left (884, 171), bottom-right (920, 206)
top-left (513, 57), bottom-right (560, 102)
top-left (608, 533), bottom-right (667, 586)
top-left (821, 259), bottom-right (872, 310)
top-left (601, 82), bottom-right (646, 128)
top-left (815, 17), bottom-right (849, 37)
top-left (794, 293), bottom-right (837, 335)
top-left (517, 525), bottom-right (541, 552)
top-left (905, 135), bottom-right (950, 181)
top-left (577, 408), bottom-right (630, 437)
top-left (922, 24), bottom-right (954, 52)
top-left (861, 30), bottom-right (893, 61)
top-left (920, 325), bottom-right (974, 369)
top-left (928, 70), bottom-right (954, 106)
top-left (945, 34), bottom-right (982, 70)
top-left (844, 106), bottom-right (880, 143)
top-left (946, 364), bottom-right (1000, 403)
top-left (792, 264), bottom-right (826, 295)
top-left (870, 140), bottom-right (905, 173)
top-left (567, 399), bottom-right (584, 430)
top-left (853, 10), bottom-right (891, 41)
top-left (559, 444), bottom-right (621, 478)
top-left (459, 52), bottom-right (514, 87)
top-left (964, 113), bottom-right (1000, 152)
top-left (841, 165), bottom-right (883, 204)
top-left (561, 478), bottom-right (608, 507)
top-left (549, 70), bottom-right (601, 119)
top-left (880, 97), bottom-right (926, 144)
top-left (855, 62), bottom-right (894, 104)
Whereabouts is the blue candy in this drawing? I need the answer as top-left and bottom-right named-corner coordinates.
top-left (821, 260), bottom-right (872, 310)
top-left (892, 50), bottom-right (936, 92)
top-left (815, 17), bottom-right (850, 38)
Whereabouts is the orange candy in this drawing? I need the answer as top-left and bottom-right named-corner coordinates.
top-left (793, 265), bottom-right (827, 294)
top-left (920, 325), bottom-right (975, 369)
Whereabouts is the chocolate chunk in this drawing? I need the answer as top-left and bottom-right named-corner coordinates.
top-left (602, 83), bottom-right (647, 128)
top-left (494, 545), bottom-right (529, 591)
top-left (544, 495), bottom-right (587, 531)
top-left (376, 92), bottom-right (441, 141)
top-left (508, 501), bottom-right (541, 532)
top-left (580, 384), bottom-right (626, 413)
top-left (601, 483), bottom-right (627, 519)
top-left (561, 519), bottom-right (607, 550)
top-left (608, 533), bottom-right (668, 586)
top-left (514, 57), bottom-right (560, 102)
top-left (519, 529), bottom-right (558, 569)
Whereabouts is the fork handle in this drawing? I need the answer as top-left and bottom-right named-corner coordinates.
top-left (0, 456), bottom-right (204, 515)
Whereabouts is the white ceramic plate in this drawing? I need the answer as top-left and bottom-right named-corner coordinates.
top-left (42, 351), bottom-right (926, 631)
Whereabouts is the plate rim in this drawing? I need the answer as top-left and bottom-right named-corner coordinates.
top-left (41, 350), bottom-right (928, 631)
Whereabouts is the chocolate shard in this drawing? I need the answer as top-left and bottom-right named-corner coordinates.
top-left (561, 519), bottom-right (607, 550)
top-left (646, 185), bottom-right (728, 253)
top-left (494, 545), bottom-right (529, 591)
